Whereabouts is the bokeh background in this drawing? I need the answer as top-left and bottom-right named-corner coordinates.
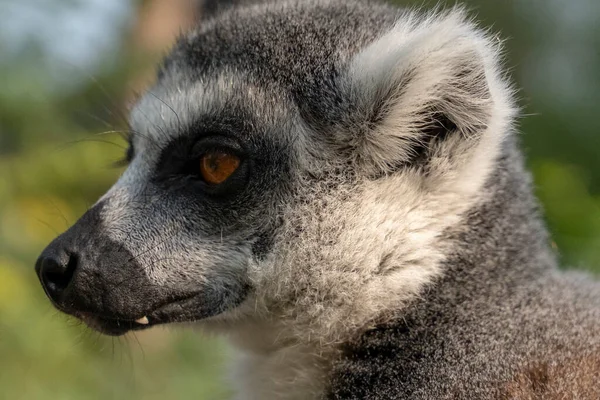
top-left (1, 0), bottom-right (599, 399)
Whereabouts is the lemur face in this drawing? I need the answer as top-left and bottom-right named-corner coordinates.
top-left (35, 72), bottom-right (301, 334)
top-left (36, 2), bottom-right (514, 339)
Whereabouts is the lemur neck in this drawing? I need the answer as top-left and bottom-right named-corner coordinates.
top-left (442, 139), bottom-right (557, 282)
top-left (226, 319), bottom-right (335, 400)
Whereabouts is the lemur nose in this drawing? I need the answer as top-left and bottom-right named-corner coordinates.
top-left (35, 248), bottom-right (78, 304)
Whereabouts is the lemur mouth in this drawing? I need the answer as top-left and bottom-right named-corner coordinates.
top-left (75, 293), bottom-right (203, 336)
top-left (78, 313), bottom-right (150, 336)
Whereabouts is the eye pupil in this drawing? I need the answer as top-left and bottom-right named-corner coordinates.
top-left (200, 152), bottom-right (240, 185)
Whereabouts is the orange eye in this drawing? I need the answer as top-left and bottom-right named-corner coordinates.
top-left (199, 152), bottom-right (240, 185)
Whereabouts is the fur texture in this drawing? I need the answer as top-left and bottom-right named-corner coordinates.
top-left (34, 1), bottom-right (600, 399)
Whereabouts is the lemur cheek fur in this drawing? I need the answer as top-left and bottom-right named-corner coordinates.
top-left (35, 1), bottom-right (600, 399)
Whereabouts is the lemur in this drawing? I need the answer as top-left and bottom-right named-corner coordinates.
top-left (35, 0), bottom-right (600, 399)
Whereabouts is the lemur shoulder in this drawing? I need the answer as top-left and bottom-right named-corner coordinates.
top-left (35, 1), bottom-right (600, 399)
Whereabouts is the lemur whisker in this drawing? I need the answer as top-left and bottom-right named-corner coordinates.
top-left (57, 138), bottom-right (127, 152)
top-left (60, 61), bottom-right (133, 128)
top-left (35, 218), bottom-right (60, 235)
top-left (75, 109), bottom-right (121, 130)
top-left (146, 90), bottom-right (184, 134)
top-left (131, 97), bottom-right (172, 148)
top-left (130, 331), bottom-right (146, 364)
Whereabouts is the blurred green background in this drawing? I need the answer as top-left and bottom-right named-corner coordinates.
top-left (1, 0), bottom-right (599, 399)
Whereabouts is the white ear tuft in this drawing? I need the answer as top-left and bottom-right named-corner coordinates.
top-left (339, 8), bottom-right (516, 175)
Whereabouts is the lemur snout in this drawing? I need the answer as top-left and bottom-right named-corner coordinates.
top-left (33, 201), bottom-right (160, 335)
top-left (35, 196), bottom-right (250, 335)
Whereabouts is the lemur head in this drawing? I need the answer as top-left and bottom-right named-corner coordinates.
top-left (36, 1), bottom-right (515, 340)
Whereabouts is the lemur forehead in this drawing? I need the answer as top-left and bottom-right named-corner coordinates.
top-left (129, 73), bottom-right (283, 148)
top-left (128, 74), bottom-right (230, 146)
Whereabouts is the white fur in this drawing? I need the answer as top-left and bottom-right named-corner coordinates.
top-left (129, 73), bottom-right (237, 147)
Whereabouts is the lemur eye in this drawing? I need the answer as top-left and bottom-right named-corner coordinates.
top-left (199, 152), bottom-right (241, 185)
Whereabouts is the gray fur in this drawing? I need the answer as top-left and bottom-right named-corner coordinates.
top-left (35, 1), bottom-right (600, 399)
top-left (327, 140), bottom-right (600, 398)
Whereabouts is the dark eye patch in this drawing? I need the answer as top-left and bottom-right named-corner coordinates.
top-left (152, 134), bottom-right (251, 199)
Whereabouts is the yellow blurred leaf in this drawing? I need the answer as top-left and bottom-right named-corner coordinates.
top-left (18, 196), bottom-right (74, 243)
top-left (0, 258), bottom-right (31, 314)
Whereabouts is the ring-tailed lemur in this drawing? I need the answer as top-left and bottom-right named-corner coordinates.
top-left (35, 1), bottom-right (600, 399)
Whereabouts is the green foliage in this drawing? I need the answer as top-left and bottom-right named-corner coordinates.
top-left (0, 1), bottom-right (599, 399)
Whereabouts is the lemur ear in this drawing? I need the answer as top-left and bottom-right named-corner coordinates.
top-left (339, 10), bottom-right (515, 176)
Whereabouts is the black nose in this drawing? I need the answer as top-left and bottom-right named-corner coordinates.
top-left (35, 249), bottom-right (79, 304)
